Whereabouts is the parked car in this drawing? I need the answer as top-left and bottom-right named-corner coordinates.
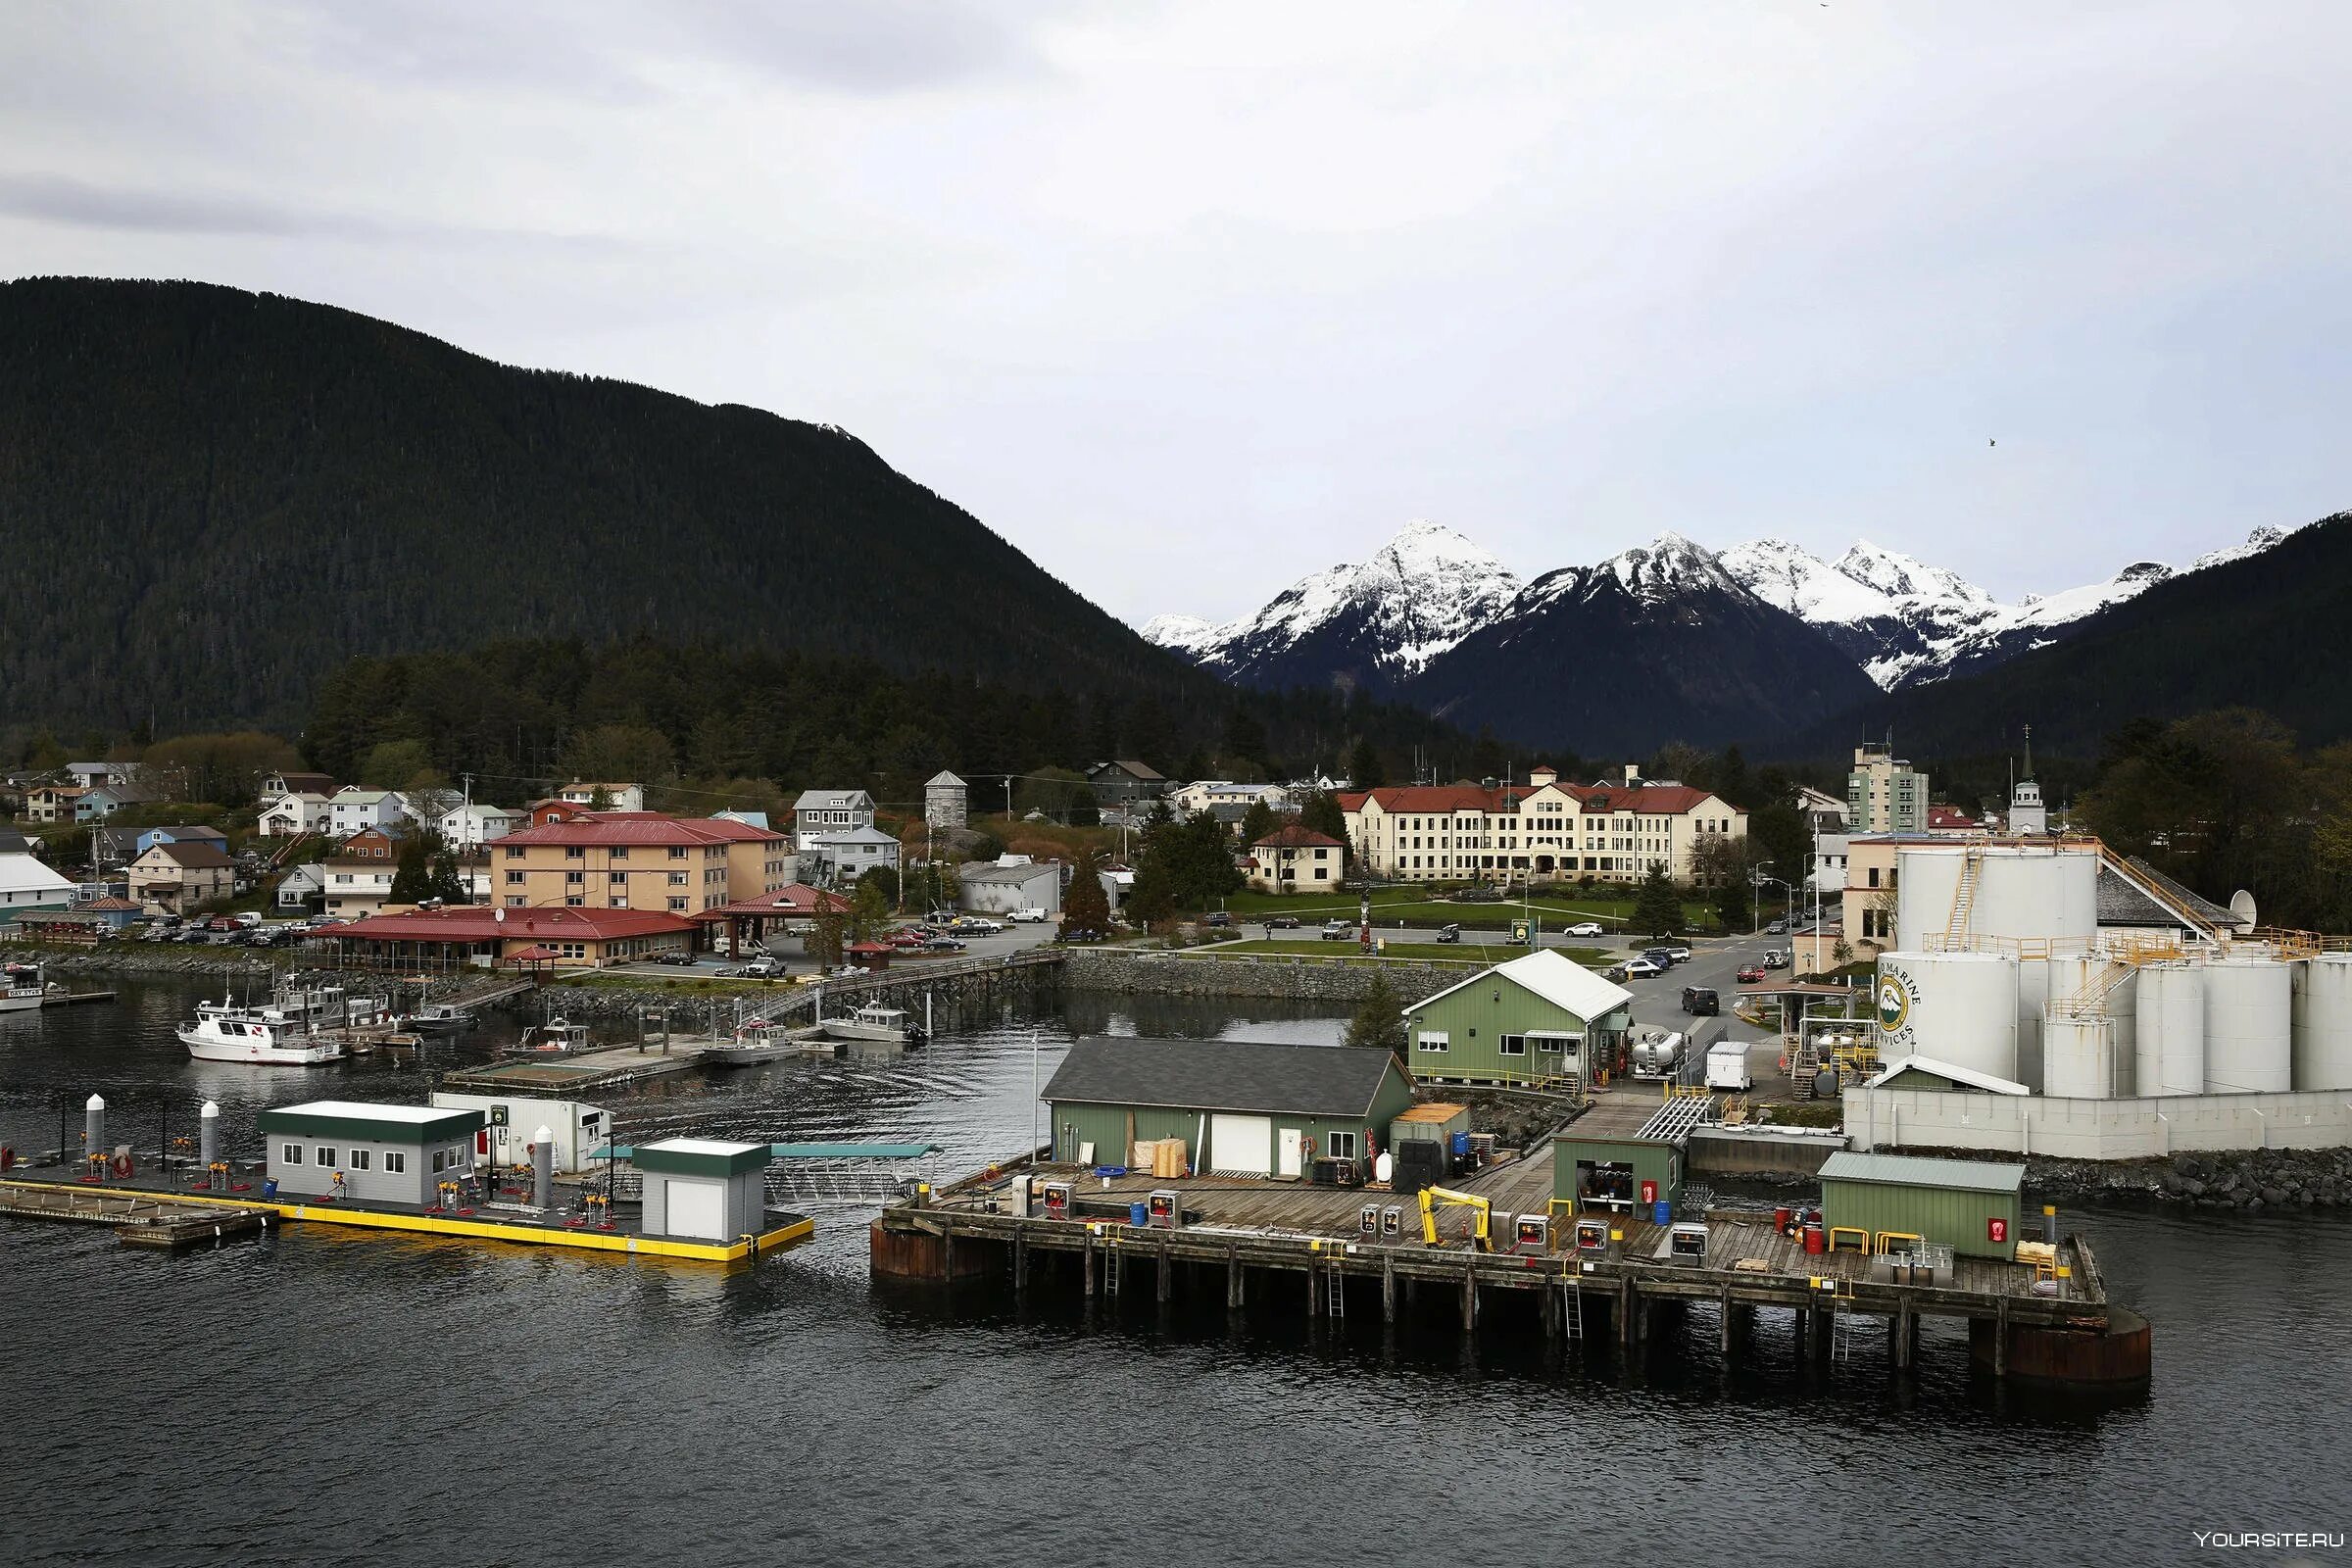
top-left (1642, 947), bottom-right (1678, 970)
top-left (738, 957), bottom-right (784, 979)
top-left (922, 936), bottom-right (968, 953)
top-left (1564, 920), bottom-right (1604, 938)
top-left (1622, 957), bottom-right (1663, 979)
top-left (960, 917), bottom-right (1004, 934)
top-left (887, 933), bottom-right (929, 950)
top-left (1660, 943), bottom-right (1692, 963)
top-left (1434, 923), bottom-right (1461, 944)
top-left (1736, 964), bottom-right (1766, 984)
top-left (1264, 914), bottom-right (1300, 930)
top-left (1605, 963), bottom-right (1630, 982)
top-left (1007, 906), bottom-right (1048, 923)
top-left (652, 951), bottom-right (700, 966)
top-left (1762, 949), bottom-right (1791, 970)
top-left (1202, 911), bottom-right (1235, 929)
top-left (1320, 923), bottom-right (1353, 941)
top-left (1682, 986), bottom-right (1720, 1016)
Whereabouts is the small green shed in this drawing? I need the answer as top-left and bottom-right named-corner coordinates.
top-left (1553, 1134), bottom-right (1683, 1214)
top-left (1042, 1036), bottom-right (1415, 1178)
top-left (1400, 950), bottom-right (1635, 1088)
top-left (1819, 1152), bottom-right (2025, 1259)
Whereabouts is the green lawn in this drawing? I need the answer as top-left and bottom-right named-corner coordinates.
top-left (1207, 938), bottom-right (1610, 965)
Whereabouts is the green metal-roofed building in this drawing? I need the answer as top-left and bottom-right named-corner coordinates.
top-left (1043, 1036), bottom-right (1414, 1178)
top-left (1554, 1134), bottom-right (1684, 1214)
top-left (633, 1137), bottom-right (770, 1242)
top-left (258, 1100), bottom-right (486, 1206)
top-left (1400, 950), bottom-right (1635, 1089)
top-left (1819, 1152), bottom-right (2025, 1259)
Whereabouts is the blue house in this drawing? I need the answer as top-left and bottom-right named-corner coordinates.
top-left (135, 825), bottom-right (231, 859)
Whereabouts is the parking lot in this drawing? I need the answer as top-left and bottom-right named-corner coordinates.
top-left (598, 915), bottom-right (1061, 981)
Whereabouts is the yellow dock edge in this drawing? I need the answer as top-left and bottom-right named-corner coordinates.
top-left (0, 1178), bottom-right (812, 1263)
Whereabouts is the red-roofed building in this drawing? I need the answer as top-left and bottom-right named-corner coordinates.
top-left (330, 905), bottom-right (695, 970)
top-left (492, 812), bottom-right (791, 919)
top-left (1925, 805), bottom-right (1981, 834)
top-left (1245, 825), bottom-right (1345, 893)
top-left (1340, 763), bottom-right (1746, 887)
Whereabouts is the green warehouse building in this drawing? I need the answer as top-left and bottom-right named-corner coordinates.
top-left (1399, 950), bottom-right (1635, 1089)
top-left (1042, 1036), bottom-right (1415, 1178)
top-left (1818, 1152), bottom-right (2027, 1259)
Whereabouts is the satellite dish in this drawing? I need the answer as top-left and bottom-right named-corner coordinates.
top-left (495, 906), bottom-right (506, 923)
top-left (2230, 890), bottom-right (2257, 928)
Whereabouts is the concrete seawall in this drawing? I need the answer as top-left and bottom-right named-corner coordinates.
top-left (1059, 948), bottom-right (1469, 1005)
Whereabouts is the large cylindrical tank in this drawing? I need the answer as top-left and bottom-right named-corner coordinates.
top-left (2291, 955), bottom-right (2352, 1091)
top-left (1974, 848), bottom-right (2100, 945)
top-left (1874, 951), bottom-right (2020, 1081)
top-left (2204, 956), bottom-right (2291, 1094)
top-left (1894, 850), bottom-right (1967, 948)
top-left (2134, 961), bottom-right (2205, 1097)
top-left (2043, 1014), bottom-right (2117, 1099)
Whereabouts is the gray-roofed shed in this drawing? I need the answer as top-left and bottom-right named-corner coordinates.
top-left (1043, 1036), bottom-right (1415, 1172)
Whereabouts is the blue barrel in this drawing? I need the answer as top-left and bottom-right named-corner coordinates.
top-left (1130, 1200), bottom-right (1148, 1227)
top-left (262, 1179), bottom-right (279, 1200)
top-left (1448, 1132), bottom-right (1471, 1156)
top-left (1652, 1199), bottom-right (1671, 1226)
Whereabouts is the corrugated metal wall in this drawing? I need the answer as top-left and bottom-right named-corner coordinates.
top-left (1821, 1178), bottom-right (2021, 1258)
top-left (1404, 977), bottom-right (1597, 1084)
top-left (1049, 1064), bottom-right (1414, 1170)
top-left (1552, 1138), bottom-right (1682, 1207)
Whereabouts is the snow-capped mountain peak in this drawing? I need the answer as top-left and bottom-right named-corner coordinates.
top-left (1138, 613), bottom-right (1222, 656)
top-left (2191, 526), bottom-right (2287, 571)
top-left (1600, 532), bottom-right (1741, 600)
top-left (1717, 538), bottom-right (1905, 624)
top-left (1833, 540), bottom-right (1994, 607)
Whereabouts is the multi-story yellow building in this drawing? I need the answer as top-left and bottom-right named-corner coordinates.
top-left (492, 812), bottom-right (790, 917)
top-left (1340, 765), bottom-right (1745, 886)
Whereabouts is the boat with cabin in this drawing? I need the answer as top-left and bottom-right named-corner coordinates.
top-left (819, 1002), bottom-right (924, 1045)
top-left (402, 1002), bottom-right (474, 1034)
top-left (2, 961), bottom-right (52, 1013)
top-left (177, 992), bottom-right (347, 1065)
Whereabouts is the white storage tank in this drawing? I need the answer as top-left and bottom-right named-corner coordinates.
top-left (2043, 1013), bottom-right (2117, 1099)
top-left (1874, 951), bottom-right (2021, 1082)
top-left (1893, 850), bottom-right (1967, 948)
top-left (1974, 847), bottom-right (2100, 945)
top-left (2134, 961), bottom-right (2205, 1097)
top-left (2292, 954), bottom-right (2352, 1091)
top-left (2203, 955), bottom-right (2291, 1094)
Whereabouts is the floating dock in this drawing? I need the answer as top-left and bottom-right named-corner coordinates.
top-left (0, 1181), bottom-right (267, 1250)
top-left (872, 1146), bottom-right (2141, 1385)
top-left (0, 1175), bottom-right (808, 1264)
top-left (437, 1044), bottom-right (708, 1095)
top-left (40, 989), bottom-right (117, 1007)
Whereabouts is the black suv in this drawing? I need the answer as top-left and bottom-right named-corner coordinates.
top-left (1682, 986), bottom-right (1720, 1016)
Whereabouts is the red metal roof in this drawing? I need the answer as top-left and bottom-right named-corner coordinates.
top-left (333, 906), bottom-right (695, 941)
top-left (690, 883), bottom-right (847, 921)
top-left (1345, 782), bottom-right (1740, 817)
top-left (500, 812), bottom-right (783, 848)
top-left (1251, 825), bottom-right (1343, 849)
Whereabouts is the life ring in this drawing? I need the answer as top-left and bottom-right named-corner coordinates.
top-left (111, 1153), bottom-right (134, 1178)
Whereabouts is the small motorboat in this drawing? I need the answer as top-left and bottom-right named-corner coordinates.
top-left (819, 1002), bottom-right (925, 1045)
top-left (508, 1018), bottom-right (595, 1056)
top-left (709, 1017), bottom-right (830, 1067)
top-left (403, 1003), bottom-right (474, 1035)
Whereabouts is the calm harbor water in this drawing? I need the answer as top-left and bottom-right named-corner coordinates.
top-left (2, 979), bottom-right (2347, 1567)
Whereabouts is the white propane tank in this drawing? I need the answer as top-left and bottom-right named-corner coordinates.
top-left (2204, 956), bottom-right (2291, 1094)
top-left (2042, 1014), bottom-right (2116, 1099)
top-left (2135, 961), bottom-right (2206, 1097)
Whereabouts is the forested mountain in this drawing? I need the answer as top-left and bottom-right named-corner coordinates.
top-left (1773, 513), bottom-right (2352, 759)
top-left (0, 277), bottom-right (1194, 730)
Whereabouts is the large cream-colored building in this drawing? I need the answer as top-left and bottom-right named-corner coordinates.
top-left (1339, 765), bottom-right (1746, 886)
top-left (492, 812), bottom-right (790, 916)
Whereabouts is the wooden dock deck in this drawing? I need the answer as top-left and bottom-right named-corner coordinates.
top-left (875, 1143), bottom-right (2124, 1382)
top-left (437, 1043), bottom-right (709, 1094)
top-left (39, 989), bottom-right (117, 1007)
top-left (0, 1182), bottom-right (268, 1250)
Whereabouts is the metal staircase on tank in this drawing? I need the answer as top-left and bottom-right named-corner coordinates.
top-left (1941, 847), bottom-right (1984, 949)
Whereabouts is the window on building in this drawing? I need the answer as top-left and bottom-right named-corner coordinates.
top-left (1499, 1034), bottom-right (1527, 1055)
top-left (1868, 867), bottom-right (1882, 888)
top-left (317, 1147), bottom-right (338, 1167)
top-left (564, 846), bottom-right (585, 860)
top-left (430, 1150), bottom-right (445, 1173)
top-left (385, 1152), bottom-right (406, 1174)
top-left (1537, 1035), bottom-right (1567, 1054)
top-left (609, 871), bottom-right (627, 885)
top-left (609, 847), bottom-right (628, 860)
top-left (565, 896), bottom-right (584, 907)
top-left (505, 870), bottom-right (524, 886)
top-left (507, 896), bottom-right (526, 907)
top-left (1327, 1131), bottom-right (1359, 1160)
top-left (1416, 1031), bottom-right (1449, 1053)
top-left (349, 1149), bottom-right (371, 1171)
top-left (281, 1143), bottom-right (303, 1165)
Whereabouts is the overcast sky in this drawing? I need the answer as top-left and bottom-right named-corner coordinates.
top-left (5, 1), bottom-right (2348, 624)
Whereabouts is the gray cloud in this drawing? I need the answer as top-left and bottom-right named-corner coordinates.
top-left (0, 172), bottom-right (630, 253)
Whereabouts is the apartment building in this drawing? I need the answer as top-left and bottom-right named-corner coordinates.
top-left (1846, 742), bottom-right (1929, 834)
top-left (492, 812), bottom-right (789, 916)
top-left (1339, 765), bottom-right (1745, 886)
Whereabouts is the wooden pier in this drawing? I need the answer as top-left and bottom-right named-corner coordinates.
top-left (438, 1042), bottom-right (709, 1094)
top-left (39, 989), bottom-right (117, 1007)
top-left (873, 1145), bottom-right (2141, 1385)
top-left (0, 1182), bottom-right (268, 1250)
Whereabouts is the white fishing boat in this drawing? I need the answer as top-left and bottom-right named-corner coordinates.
top-left (403, 1002), bottom-right (473, 1034)
top-left (177, 997), bottom-right (347, 1065)
top-left (1, 962), bottom-right (49, 1013)
top-left (508, 1018), bottom-right (595, 1057)
top-left (710, 1017), bottom-right (830, 1066)
top-left (820, 1003), bottom-right (923, 1045)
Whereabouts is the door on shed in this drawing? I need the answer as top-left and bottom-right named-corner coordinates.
top-left (1277, 1128), bottom-right (1304, 1178)
top-left (1209, 1114), bottom-right (1272, 1175)
top-left (666, 1179), bottom-right (727, 1240)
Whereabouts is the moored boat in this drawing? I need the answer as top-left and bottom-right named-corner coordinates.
top-left (1, 962), bottom-right (48, 1013)
top-left (819, 1002), bottom-right (925, 1045)
top-left (177, 1000), bottom-right (347, 1064)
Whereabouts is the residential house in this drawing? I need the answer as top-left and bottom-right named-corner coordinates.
top-left (434, 802), bottom-right (522, 847)
top-left (1400, 950), bottom-right (1636, 1089)
top-left (1041, 1036), bottom-right (1415, 1177)
top-left (558, 781), bottom-right (647, 812)
top-left (69, 895), bottom-right (144, 932)
top-left (1339, 764), bottom-right (1747, 887)
top-left (491, 812), bottom-right (789, 917)
top-left (329, 788), bottom-right (407, 838)
top-left (1810, 834), bottom-right (1851, 897)
top-left (957, 857), bottom-right (1062, 916)
top-left (1086, 760), bottom-right (1169, 808)
top-left (1243, 824), bottom-right (1344, 894)
top-left (1926, 805), bottom-right (1981, 834)
top-left (78, 783), bottom-right (162, 820)
top-left (276, 863), bottom-right (326, 912)
top-left (330, 905), bottom-right (695, 970)
top-left (134, 825), bottom-right (230, 859)
top-left (23, 784), bottom-right (86, 824)
top-left (791, 789), bottom-right (876, 851)
top-left (261, 770), bottom-right (336, 803)
top-left (711, 809), bottom-right (770, 830)
top-left (807, 824), bottom-right (902, 886)
top-left (127, 840), bottom-right (235, 914)
top-left (66, 761), bottom-right (130, 790)
top-left (321, 825), bottom-right (407, 918)
top-left (924, 772), bottom-right (968, 831)
top-left (1169, 780), bottom-right (1292, 817)
top-left (0, 829), bottom-right (76, 928)
top-left (1793, 784), bottom-right (1849, 833)
top-left (259, 792), bottom-right (332, 838)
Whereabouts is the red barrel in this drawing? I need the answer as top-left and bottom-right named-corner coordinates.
top-left (1774, 1205), bottom-right (1792, 1234)
top-left (1803, 1225), bottom-right (1826, 1255)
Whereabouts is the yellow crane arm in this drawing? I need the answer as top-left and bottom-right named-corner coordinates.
top-left (1418, 1185), bottom-right (1493, 1250)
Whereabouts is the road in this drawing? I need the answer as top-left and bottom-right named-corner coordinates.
top-left (1615, 927), bottom-right (1790, 1036)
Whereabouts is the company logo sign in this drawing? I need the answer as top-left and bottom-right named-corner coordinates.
top-left (1876, 971), bottom-right (1914, 1036)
